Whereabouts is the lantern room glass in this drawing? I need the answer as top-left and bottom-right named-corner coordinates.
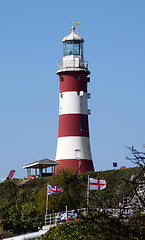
top-left (63, 41), bottom-right (83, 57)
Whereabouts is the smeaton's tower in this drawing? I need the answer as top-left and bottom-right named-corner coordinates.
top-left (55, 26), bottom-right (94, 173)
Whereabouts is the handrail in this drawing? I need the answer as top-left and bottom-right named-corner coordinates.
top-left (45, 209), bottom-right (79, 226)
top-left (58, 60), bottom-right (88, 70)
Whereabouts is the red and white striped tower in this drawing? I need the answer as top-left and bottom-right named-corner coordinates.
top-left (55, 26), bottom-right (94, 173)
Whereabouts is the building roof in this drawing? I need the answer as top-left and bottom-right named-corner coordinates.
top-left (22, 158), bottom-right (60, 169)
top-left (62, 28), bottom-right (84, 42)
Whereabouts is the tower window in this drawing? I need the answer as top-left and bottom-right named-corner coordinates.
top-left (60, 77), bottom-right (63, 82)
top-left (80, 122), bottom-right (83, 132)
top-left (77, 75), bottom-right (80, 80)
top-left (60, 92), bottom-right (63, 98)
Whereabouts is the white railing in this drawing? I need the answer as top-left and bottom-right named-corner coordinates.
top-left (58, 60), bottom-right (88, 70)
top-left (45, 206), bottom-right (145, 227)
top-left (45, 209), bottom-right (78, 225)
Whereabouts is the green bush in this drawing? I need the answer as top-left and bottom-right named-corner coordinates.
top-left (43, 212), bottom-right (145, 240)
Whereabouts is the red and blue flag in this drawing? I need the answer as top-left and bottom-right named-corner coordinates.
top-left (48, 185), bottom-right (64, 195)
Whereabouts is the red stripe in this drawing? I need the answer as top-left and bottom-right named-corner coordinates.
top-left (58, 71), bottom-right (89, 92)
top-left (58, 114), bottom-right (89, 137)
top-left (55, 159), bottom-right (94, 173)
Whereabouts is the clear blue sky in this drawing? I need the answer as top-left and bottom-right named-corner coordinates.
top-left (0, 0), bottom-right (145, 180)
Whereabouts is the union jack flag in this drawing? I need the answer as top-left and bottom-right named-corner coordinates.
top-left (48, 185), bottom-right (64, 195)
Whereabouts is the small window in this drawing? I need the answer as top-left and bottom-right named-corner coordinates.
top-left (77, 75), bottom-right (80, 80)
top-left (60, 77), bottom-right (63, 82)
top-left (60, 92), bottom-right (63, 98)
top-left (77, 91), bottom-right (80, 95)
top-left (80, 122), bottom-right (83, 132)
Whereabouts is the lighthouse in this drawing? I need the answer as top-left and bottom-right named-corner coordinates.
top-left (55, 26), bottom-right (94, 173)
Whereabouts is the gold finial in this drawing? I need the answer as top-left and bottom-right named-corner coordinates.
top-left (71, 26), bottom-right (75, 31)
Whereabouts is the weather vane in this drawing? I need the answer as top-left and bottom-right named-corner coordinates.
top-left (70, 21), bottom-right (80, 33)
top-left (74, 21), bottom-right (80, 35)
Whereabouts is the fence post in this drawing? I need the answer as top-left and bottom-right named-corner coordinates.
top-left (50, 214), bottom-right (51, 225)
top-left (66, 206), bottom-right (68, 222)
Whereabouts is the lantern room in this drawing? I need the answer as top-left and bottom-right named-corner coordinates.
top-left (57, 26), bottom-right (88, 71)
top-left (62, 26), bottom-right (84, 58)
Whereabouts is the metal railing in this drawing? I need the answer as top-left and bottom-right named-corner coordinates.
top-left (45, 209), bottom-right (78, 226)
top-left (44, 205), bottom-right (145, 227)
top-left (58, 60), bottom-right (88, 70)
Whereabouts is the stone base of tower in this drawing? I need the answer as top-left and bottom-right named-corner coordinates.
top-left (55, 159), bottom-right (94, 173)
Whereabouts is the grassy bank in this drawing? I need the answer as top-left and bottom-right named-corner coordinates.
top-left (0, 166), bottom-right (143, 236)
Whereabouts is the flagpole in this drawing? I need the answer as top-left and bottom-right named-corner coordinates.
top-left (87, 175), bottom-right (89, 212)
top-left (45, 182), bottom-right (49, 225)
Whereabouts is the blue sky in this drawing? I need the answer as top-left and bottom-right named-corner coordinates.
top-left (0, 0), bottom-right (145, 180)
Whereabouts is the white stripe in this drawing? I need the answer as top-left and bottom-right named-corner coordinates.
top-left (55, 136), bottom-right (92, 160)
top-left (59, 91), bottom-right (88, 115)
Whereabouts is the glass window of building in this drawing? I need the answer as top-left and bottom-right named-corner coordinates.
top-left (63, 41), bottom-right (83, 57)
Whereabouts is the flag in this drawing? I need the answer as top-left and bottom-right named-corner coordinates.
top-left (89, 178), bottom-right (106, 190)
top-left (75, 22), bottom-right (80, 25)
top-left (48, 185), bottom-right (64, 195)
top-left (8, 170), bottom-right (16, 180)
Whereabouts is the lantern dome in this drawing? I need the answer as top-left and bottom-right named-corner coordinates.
top-left (62, 27), bottom-right (84, 42)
